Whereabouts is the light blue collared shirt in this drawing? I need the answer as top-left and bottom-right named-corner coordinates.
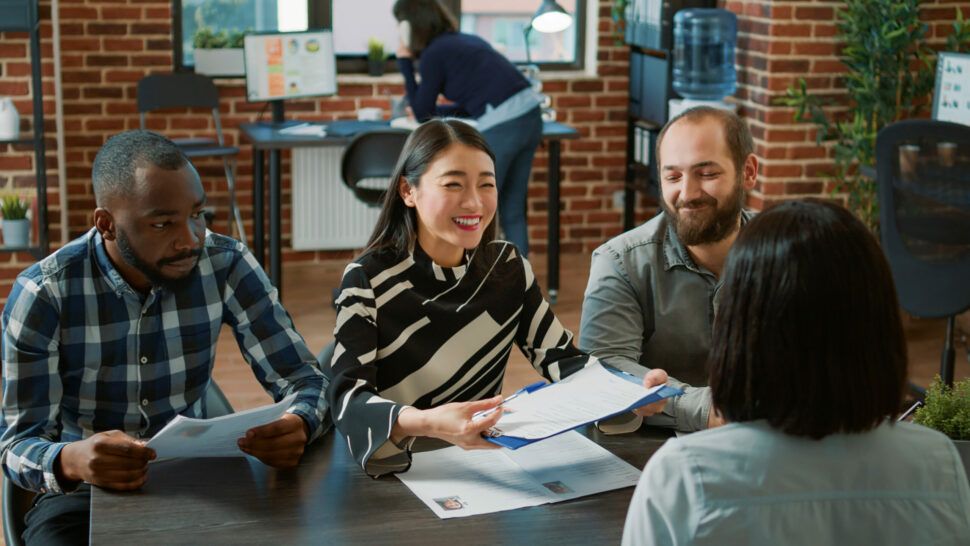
top-left (623, 420), bottom-right (970, 545)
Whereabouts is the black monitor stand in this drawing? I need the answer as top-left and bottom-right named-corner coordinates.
top-left (267, 100), bottom-right (300, 130)
top-left (271, 100), bottom-right (285, 125)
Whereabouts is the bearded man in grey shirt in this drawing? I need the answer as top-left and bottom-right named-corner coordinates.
top-left (579, 106), bottom-right (758, 432)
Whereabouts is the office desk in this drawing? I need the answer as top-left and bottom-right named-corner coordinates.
top-left (90, 425), bottom-right (670, 545)
top-left (239, 120), bottom-right (579, 303)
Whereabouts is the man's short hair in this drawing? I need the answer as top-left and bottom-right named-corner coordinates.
top-left (655, 106), bottom-right (754, 177)
top-left (708, 199), bottom-right (907, 439)
top-left (92, 130), bottom-right (189, 206)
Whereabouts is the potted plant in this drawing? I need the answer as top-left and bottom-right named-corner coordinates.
top-left (913, 376), bottom-right (970, 477)
top-left (777, 1), bottom-right (970, 234)
top-left (0, 189), bottom-right (31, 248)
top-left (192, 27), bottom-right (247, 77)
top-left (368, 37), bottom-right (389, 77)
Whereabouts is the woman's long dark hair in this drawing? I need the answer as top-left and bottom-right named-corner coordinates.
top-left (708, 199), bottom-right (907, 439)
top-left (392, 0), bottom-right (458, 58)
top-left (365, 119), bottom-right (497, 256)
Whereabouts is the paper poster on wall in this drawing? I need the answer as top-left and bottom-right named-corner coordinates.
top-left (933, 52), bottom-right (970, 127)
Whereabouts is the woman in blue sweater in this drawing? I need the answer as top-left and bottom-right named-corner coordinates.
top-left (392, 0), bottom-right (543, 256)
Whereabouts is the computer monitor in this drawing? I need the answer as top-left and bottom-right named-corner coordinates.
top-left (932, 51), bottom-right (970, 127)
top-left (243, 30), bottom-right (337, 123)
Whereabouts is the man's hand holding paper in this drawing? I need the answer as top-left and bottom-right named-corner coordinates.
top-left (633, 368), bottom-right (670, 417)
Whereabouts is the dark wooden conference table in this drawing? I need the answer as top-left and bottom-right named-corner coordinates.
top-left (90, 425), bottom-right (672, 545)
top-left (238, 120), bottom-right (579, 304)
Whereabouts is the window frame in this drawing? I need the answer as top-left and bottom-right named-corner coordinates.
top-left (172, 0), bottom-right (586, 74)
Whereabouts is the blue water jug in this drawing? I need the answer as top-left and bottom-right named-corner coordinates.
top-left (672, 8), bottom-right (738, 101)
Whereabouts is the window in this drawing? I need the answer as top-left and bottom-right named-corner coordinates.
top-left (173, 0), bottom-right (585, 72)
top-left (174, 0), bottom-right (309, 70)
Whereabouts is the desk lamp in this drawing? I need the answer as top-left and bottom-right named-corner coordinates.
top-left (522, 0), bottom-right (573, 121)
top-left (523, 0), bottom-right (573, 66)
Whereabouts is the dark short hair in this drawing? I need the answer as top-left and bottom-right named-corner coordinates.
top-left (655, 106), bottom-right (754, 177)
top-left (392, 0), bottom-right (458, 57)
top-left (366, 119), bottom-right (496, 254)
top-left (91, 130), bottom-right (189, 206)
top-left (708, 199), bottom-right (907, 439)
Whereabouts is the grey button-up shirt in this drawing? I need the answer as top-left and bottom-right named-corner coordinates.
top-left (579, 210), bottom-right (755, 431)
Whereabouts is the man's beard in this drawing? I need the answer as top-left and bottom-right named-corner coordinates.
top-left (662, 176), bottom-right (745, 246)
top-left (116, 228), bottom-right (201, 292)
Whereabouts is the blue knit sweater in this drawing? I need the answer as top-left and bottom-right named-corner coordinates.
top-left (397, 32), bottom-right (529, 121)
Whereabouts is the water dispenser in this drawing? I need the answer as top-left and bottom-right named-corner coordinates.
top-left (668, 8), bottom-right (739, 119)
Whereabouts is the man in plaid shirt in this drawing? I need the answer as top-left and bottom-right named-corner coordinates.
top-left (0, 130), bottom-right (329, 544)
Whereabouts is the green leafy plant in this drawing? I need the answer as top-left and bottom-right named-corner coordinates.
top-left (368, 37), bottom-right (388, 63)
top-left (192, 26), bottom-right (247, 49)
top-left (0, 191), bottom-right (29, 220)
top-left (611, 0), bottom-right (630, 43)
top-left (776, 1), bottom-right (970, 234)
top-left (914, 376), bottom-right (970, 441)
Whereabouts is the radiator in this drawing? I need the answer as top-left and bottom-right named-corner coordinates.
top-left (291, 146), bottom-right (383, 250)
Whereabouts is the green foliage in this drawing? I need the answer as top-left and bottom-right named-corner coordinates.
top-left (192, 26), bottom-right (247, 49)
top-left (777, 1), bottom-right (970, 234)
top-left (611, 0), bottom-right (630, 42)
top-left (914, 377), bottom-right (970, 441)
top-left (368, 37), bottom-right (388, 63)
top-left (0, 192), bottom-right (29, 220)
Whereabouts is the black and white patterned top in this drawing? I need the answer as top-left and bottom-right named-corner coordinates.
top-left (327, 241), bottom-right (587, 476)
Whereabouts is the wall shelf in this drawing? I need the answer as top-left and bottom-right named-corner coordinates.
top-left (0, 0), bottom-right (50, 259)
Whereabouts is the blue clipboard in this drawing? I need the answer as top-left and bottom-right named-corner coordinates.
top-left (483, 368), bottom-right (683, 449)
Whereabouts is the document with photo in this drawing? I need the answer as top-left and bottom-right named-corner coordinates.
top-left (146, 393), bottom-right (297, 459)
top-left (397, 431), bottom-right (642, 519)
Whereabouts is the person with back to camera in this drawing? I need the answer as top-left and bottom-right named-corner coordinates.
top-left (621, 199), bottom-right (970, 545)
top-left (326, 119), bottom-right (669, 477)
top-left (392, 0), bottom-right (543, 256)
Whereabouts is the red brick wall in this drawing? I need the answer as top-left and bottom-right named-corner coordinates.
top-left (724, 0), bottom-right (970, 209)
top-left (1, 0), bottom-right (968, 297)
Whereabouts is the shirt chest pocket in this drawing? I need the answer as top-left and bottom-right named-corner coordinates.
top-left (164, 323), bottom-right (219, 365)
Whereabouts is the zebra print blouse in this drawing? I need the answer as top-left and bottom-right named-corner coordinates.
top-left (327, 240), bottom-right (587, 476)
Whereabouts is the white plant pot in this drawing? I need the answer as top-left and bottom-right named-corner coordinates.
top-left (193, 48), bottom-right (245, 77)
top-left (2, 218), bottom-right (30, 248)
top-left (0, 97), bottom-right (20, 140)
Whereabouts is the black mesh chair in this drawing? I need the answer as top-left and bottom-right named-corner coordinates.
top-left (137, 73), bottom-right (246, 244)
top-left (340, 129), bottom-right (411, 206)
top-left (875, 119), bottom-right (970, 389)
top-left (330, 130), bottom-right (410, 306)
top-left (1, 381), bottom-right (234, 546)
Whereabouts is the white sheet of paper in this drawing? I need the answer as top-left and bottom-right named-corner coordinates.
top-left (396, 430), bottom-right (642, 519)
top-left (491, 361), bottom-right (662, 439)
top-left (145, 393), bottom-right (297, 459)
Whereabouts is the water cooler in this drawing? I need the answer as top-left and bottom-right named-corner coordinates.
top-left (668, 8), bottom-right (738, 119)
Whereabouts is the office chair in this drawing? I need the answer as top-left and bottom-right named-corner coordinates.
top-left (875, 119), bottom-right (970, 390)
top-left (330, 130), bottom-right (410, 307)
top-left (137, 73), bottom-right (246, 244)
top-left (340, 129), bottom-right (411, 206)
top-left (1, 381), bottom-right (234, 546)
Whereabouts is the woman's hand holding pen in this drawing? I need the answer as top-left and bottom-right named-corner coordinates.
top-left (393, 396), bottom-right (505, 450)
top-left (632, 369), bottom-right (670, 417)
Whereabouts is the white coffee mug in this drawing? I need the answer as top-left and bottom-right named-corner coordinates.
top-left (357, 107), bottom-right (382, 121)
top-left (0, 97), bottom-right (20, 140)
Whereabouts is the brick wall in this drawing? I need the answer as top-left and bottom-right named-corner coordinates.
top-left (1, 0), bottom-right (968, 297)
top-left (724, 0), bottom-right (970, 209)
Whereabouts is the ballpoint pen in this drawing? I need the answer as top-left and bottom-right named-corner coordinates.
top-left (472, 380), bottom-right (547, 420)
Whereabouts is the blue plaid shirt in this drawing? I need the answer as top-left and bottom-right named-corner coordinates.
top-left (0, 229), bottom-right (329, 493)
